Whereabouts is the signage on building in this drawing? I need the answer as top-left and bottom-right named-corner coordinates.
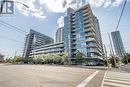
top-left (0, 0), bottom-right (14, 14)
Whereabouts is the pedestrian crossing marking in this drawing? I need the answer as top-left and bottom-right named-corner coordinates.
top-left (102, 71), bottom-right (130, 87)
top-left (104, 81), bottom-right (130, 87)
top-left (104, 79), bottom-right (130, 84)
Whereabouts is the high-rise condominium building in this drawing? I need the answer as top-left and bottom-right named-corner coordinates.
top-left (111, 31), bottom-right (125, 58)
top-left (64, 4), bottom-right (104, 63)
top-left (55, 27), bottom-right (64, 43)
top-left (23, 4), bottom-right (104, 65)
top-left (23, 29), bottom-right (54, 58)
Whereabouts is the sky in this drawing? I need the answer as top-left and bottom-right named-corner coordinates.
top-left (0, 0), bottom-right (130, 57)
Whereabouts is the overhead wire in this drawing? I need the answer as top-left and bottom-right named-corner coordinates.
top-left (115, 0), bottom-right (127, 31)
top-left (0, 20), bottom-right (28, 34)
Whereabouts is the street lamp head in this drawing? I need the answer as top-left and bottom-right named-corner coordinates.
top-left (22, 4), bottom-right (29, 8)
top-left (14, 2), bottom-right (29, 9)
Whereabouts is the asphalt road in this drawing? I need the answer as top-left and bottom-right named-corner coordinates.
top-left (0, 64), bottom-right (106, 87)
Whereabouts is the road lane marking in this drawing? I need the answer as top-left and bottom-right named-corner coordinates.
top-left (101, 70), bottom-right (108, 87)
top-left (76, 70), bottom-right (99, 87)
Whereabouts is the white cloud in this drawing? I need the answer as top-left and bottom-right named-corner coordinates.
top-left (112, 0), bottom-right (124, 7)
top-left (103, 0), bottom-right (112, 8)
top-left (39, 0), bottom-right (126, 12)
top-left (40, 0), bottom-right (80, 13)
top-left (57, 16), bottom-right (64, 28)
top-left (89, 0), bottom-right (105, 7)
top-left (88, 0), bottom-right (124, 8)
top-left (14, 0), bottom-right (46, 19)
top-left (14, 0), bottom-right (127, 19)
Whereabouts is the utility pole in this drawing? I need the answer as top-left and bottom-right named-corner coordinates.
top-left (109, 44), bottom-right (112, 56)
top-left (14, 51), bottom-right (17, 57)
top-left (104, 44), bottom-right (109, 68)
top-left (108, 33), bottom-right (117, 67)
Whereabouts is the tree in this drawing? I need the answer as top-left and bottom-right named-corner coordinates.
top-left (50, 54), bottom-right (57, 64)
top-left (33, 56), bottom-right (44, 64)
top-left (122, 53), bottom-right (130, 64)
top-left (109, 55), bottom-right (119, 68)
top-left (60, 52), bottom-right (68, 65)
top-left (75, 50), bottom-right (85, 65)
top-left (6, 56), bottom-right (24, 64)
top-left (14, 56), bottom-right (23, 63)
top-left (6, 57), bottom-right (13, 63)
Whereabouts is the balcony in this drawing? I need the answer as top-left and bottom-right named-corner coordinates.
top-left (71, 47), bottom-right (76, 50)
top-left (71, 37), bottom-right (76, 40)
top-left (72, 33), bottom-right (76, 36)
top-left (72, 15), bottom-right (75, 18)
top-left (71, 18), bottom-right (75, 22)
top-left (82, 8), bottom-right (90, 13)
top-left (86, 44), bottom-right (97, 48)
top-left (84, 27), bottom-right (95, 32)
top-left (83, 11), bottom-right (92, 17)
top-left (85, 33), bottom-right (96, 37)
top-left (72, 42), bottom-right (76, 45)
top-left (84, 19), bottom-right (92, 25)
top-left (72, 28), bottom-right (76, 32)
top-left (88, 49), bottom-right (98, 53)
top-left (86, 38), bottom-right (96, 42)
top-left (72, 25), bottom-right (76, 28)
top-left (83, 15), bottom-right (92, 20)
top-left (84, 23), bottom-right (93, 28)
top-left (72, 21), bottom-right (76, 25)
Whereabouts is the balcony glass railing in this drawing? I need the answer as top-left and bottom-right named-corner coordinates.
top-left (83, 15), bottom-right (91, 20)
top-left (89, 49), bottom-right (98, 52)
top-left (86, 38), bottom-right (96, 42)
top-left (83, 8), bottom-right (91, 14)
top-left (85, 32), bottom-right (95, 37)
top-left (84, 23), bottom-right (92, 28)
top-left (86, 44), bottom-right (96, 47)
top-left (84, 19), bottom-right (92, 24)
top-left (85, 27), bottom-right (95, 32)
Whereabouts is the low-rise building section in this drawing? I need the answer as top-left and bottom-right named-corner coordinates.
top-left (29, 42), bottom-right (64, 57)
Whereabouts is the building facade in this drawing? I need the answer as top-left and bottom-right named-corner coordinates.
top-left (64, 4), bottom-right (104, 62)
top-left (111, 31), bottom-right (125, 58)
top-left (23, 4), bottom-right (104, 65)
top-left (55, 27), bottom-right (64, 43)
top-left (23, 29), bottom-right (54, 58)
top-left (29, 42), bottom-right (64, 57)
top-left (0, 53), bottom-right (4, 61)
